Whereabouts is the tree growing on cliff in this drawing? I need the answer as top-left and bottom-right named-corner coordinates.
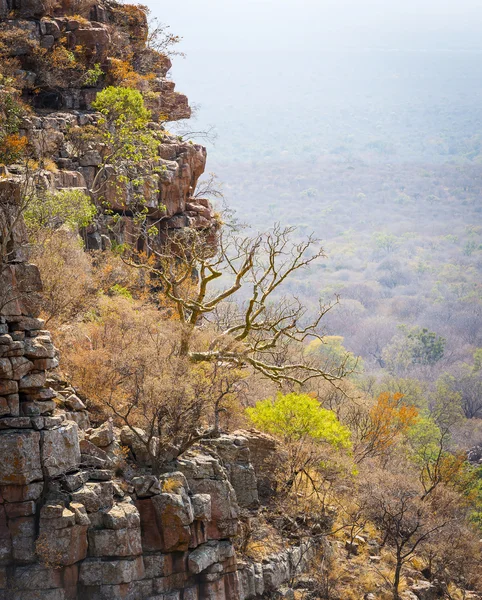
top-left (72, 224), bottom-right (355, 472)
top-left (68, 86), bottom-right (161, 213)
top-left (62, 296), bottom-right (246, 473)
top-left (246, 392), bottom-right (351, 449)
top-left (247, 392), bottom-right (352, 500)
top-left (124, 224), bottom-right (353, 386)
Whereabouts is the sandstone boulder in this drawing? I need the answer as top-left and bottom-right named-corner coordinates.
top-left (88, 419), bottom-right (114, 448)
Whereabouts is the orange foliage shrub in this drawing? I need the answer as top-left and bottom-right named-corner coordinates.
top-left (356, 392), bottom-right (418, 460)
top-left (111, 3), bottom-right (149, 44)
top-left (107, 57), bottom-right (155, 90)
top-left (0, 86), bottom-right (30, 165)
top-left (0, 134), bottom-right (28, 164)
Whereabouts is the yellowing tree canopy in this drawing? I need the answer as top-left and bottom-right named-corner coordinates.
top-left (246, 392), bottom-right (351, 449)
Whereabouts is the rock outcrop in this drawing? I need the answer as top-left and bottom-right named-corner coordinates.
top-left (0, 314), bottom-right (310, 599)
top-left (0, 217), bottom-right (314, 598)
top-left (0, 3), bottom-right (317, 598)
top-left (0, 0), bottom-right (218, 253)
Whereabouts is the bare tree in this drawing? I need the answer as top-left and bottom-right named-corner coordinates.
top-left (63, 298), bottom-right (249, 473)
top-left (363, 470), bottom-right (451, 600)
top-left (0, 165), bottom-right (44, 315)
top-left (124, 224), bottom-right (352, 386)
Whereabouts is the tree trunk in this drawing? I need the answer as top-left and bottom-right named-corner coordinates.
top-left (393, 559), bottom-right (402, 600)
top-left (179, 328), bottom-right (192, 356)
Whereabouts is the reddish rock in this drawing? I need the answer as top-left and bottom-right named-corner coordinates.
top-left (38, 524), bottom-right (88, 566)
top-left (0, 482), bottom-right (43, 503)
top-left (4, 501), bottom-right (35, 518)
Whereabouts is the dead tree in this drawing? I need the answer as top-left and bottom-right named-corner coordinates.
top-left (124, 224), bottom-right (353, 386)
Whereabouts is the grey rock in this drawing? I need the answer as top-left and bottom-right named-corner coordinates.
top-left (69, 502), bottom-right (91, 526)
top-left (0, 430), bottom-right (42, 485)
top-left (132, 475), bottom-right (162, 498)
top-left (192, 493), bottom-right (212, 521)
top-left (88, 419), bottom-right (114, 447)
top-left (188, 541), bottom-right (223, 574)
top-left (64, 470), bottom-right (89, 492)
top-left (88, 526), bottom-right (142, 558)
top-left (41, 422), bottom-right (81, 478)
top-left (79, 556), bottom-right (145, 586)
top-left (64, 394), bottom-right (86, 411)
top-left (102, 503), bottom-right (140, 530)
top-left (10, 356), bottom-right (33, 380)
top-left (19, 371), bottom-right (46, 390)
top-left (71, 481), bottom-right (113, 513)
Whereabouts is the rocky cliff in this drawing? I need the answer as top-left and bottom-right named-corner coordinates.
top-left (0, 2), bottom-right (317, 598)
top-left (0, 247), bottom-right (316, 599)
top-left (0, 0), bottom-right (218, 252)
top-left (0, 257), bottom-right (318, 599)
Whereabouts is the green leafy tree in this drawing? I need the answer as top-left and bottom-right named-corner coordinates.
top-left (469, 466), bottom-right (482, 530)
top-left (247, 392), bottom-right (352, 505)
top-left (408, 327), bottom-right (445, 366)
top-left (246, 392), bottom-right (351, 449)
top-left (383, 326), bottom-right (445, 374)
top-left (24, 189), bottom-right (96, 231)
top-left (68, 86), bottom-right (161, 214)
top-left (372, 232), bottom-right (400, 254)
top-left (92, 86), bottom-right (151, 125)
top-left (408, 379), bottom-right (466, 499)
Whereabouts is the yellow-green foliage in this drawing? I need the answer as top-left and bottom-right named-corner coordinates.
top-left (306, 335), bottom-right (362, 376)
top-left (25, 188), bottom-right (96, 231)
top-left (91, 86), bottom-right (151, 127)
top-left (246, 392), bottom-right (351, 449)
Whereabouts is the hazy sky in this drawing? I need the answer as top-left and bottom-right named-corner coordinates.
top-left (141, 0), bottom-right (482, 164)
top-left (146, 0), bottom-right (482, 53)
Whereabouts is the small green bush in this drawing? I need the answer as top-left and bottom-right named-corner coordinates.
top-left (25, 189), bottom-right (96, 231)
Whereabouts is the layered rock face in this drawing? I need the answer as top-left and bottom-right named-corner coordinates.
top-left (0, 0), bottom-right (218, 250)
top-left (0, 306), bottom-right (311, 599)
top-left (0, 3), bottom-right (315, 598)
top-left (0, 213), bottom-right (310, 598)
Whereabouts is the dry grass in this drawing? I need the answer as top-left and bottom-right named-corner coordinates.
top-left (42, 158), bottom-right (59, 173)
top-left (161, 477), bottom-right (183, 495)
